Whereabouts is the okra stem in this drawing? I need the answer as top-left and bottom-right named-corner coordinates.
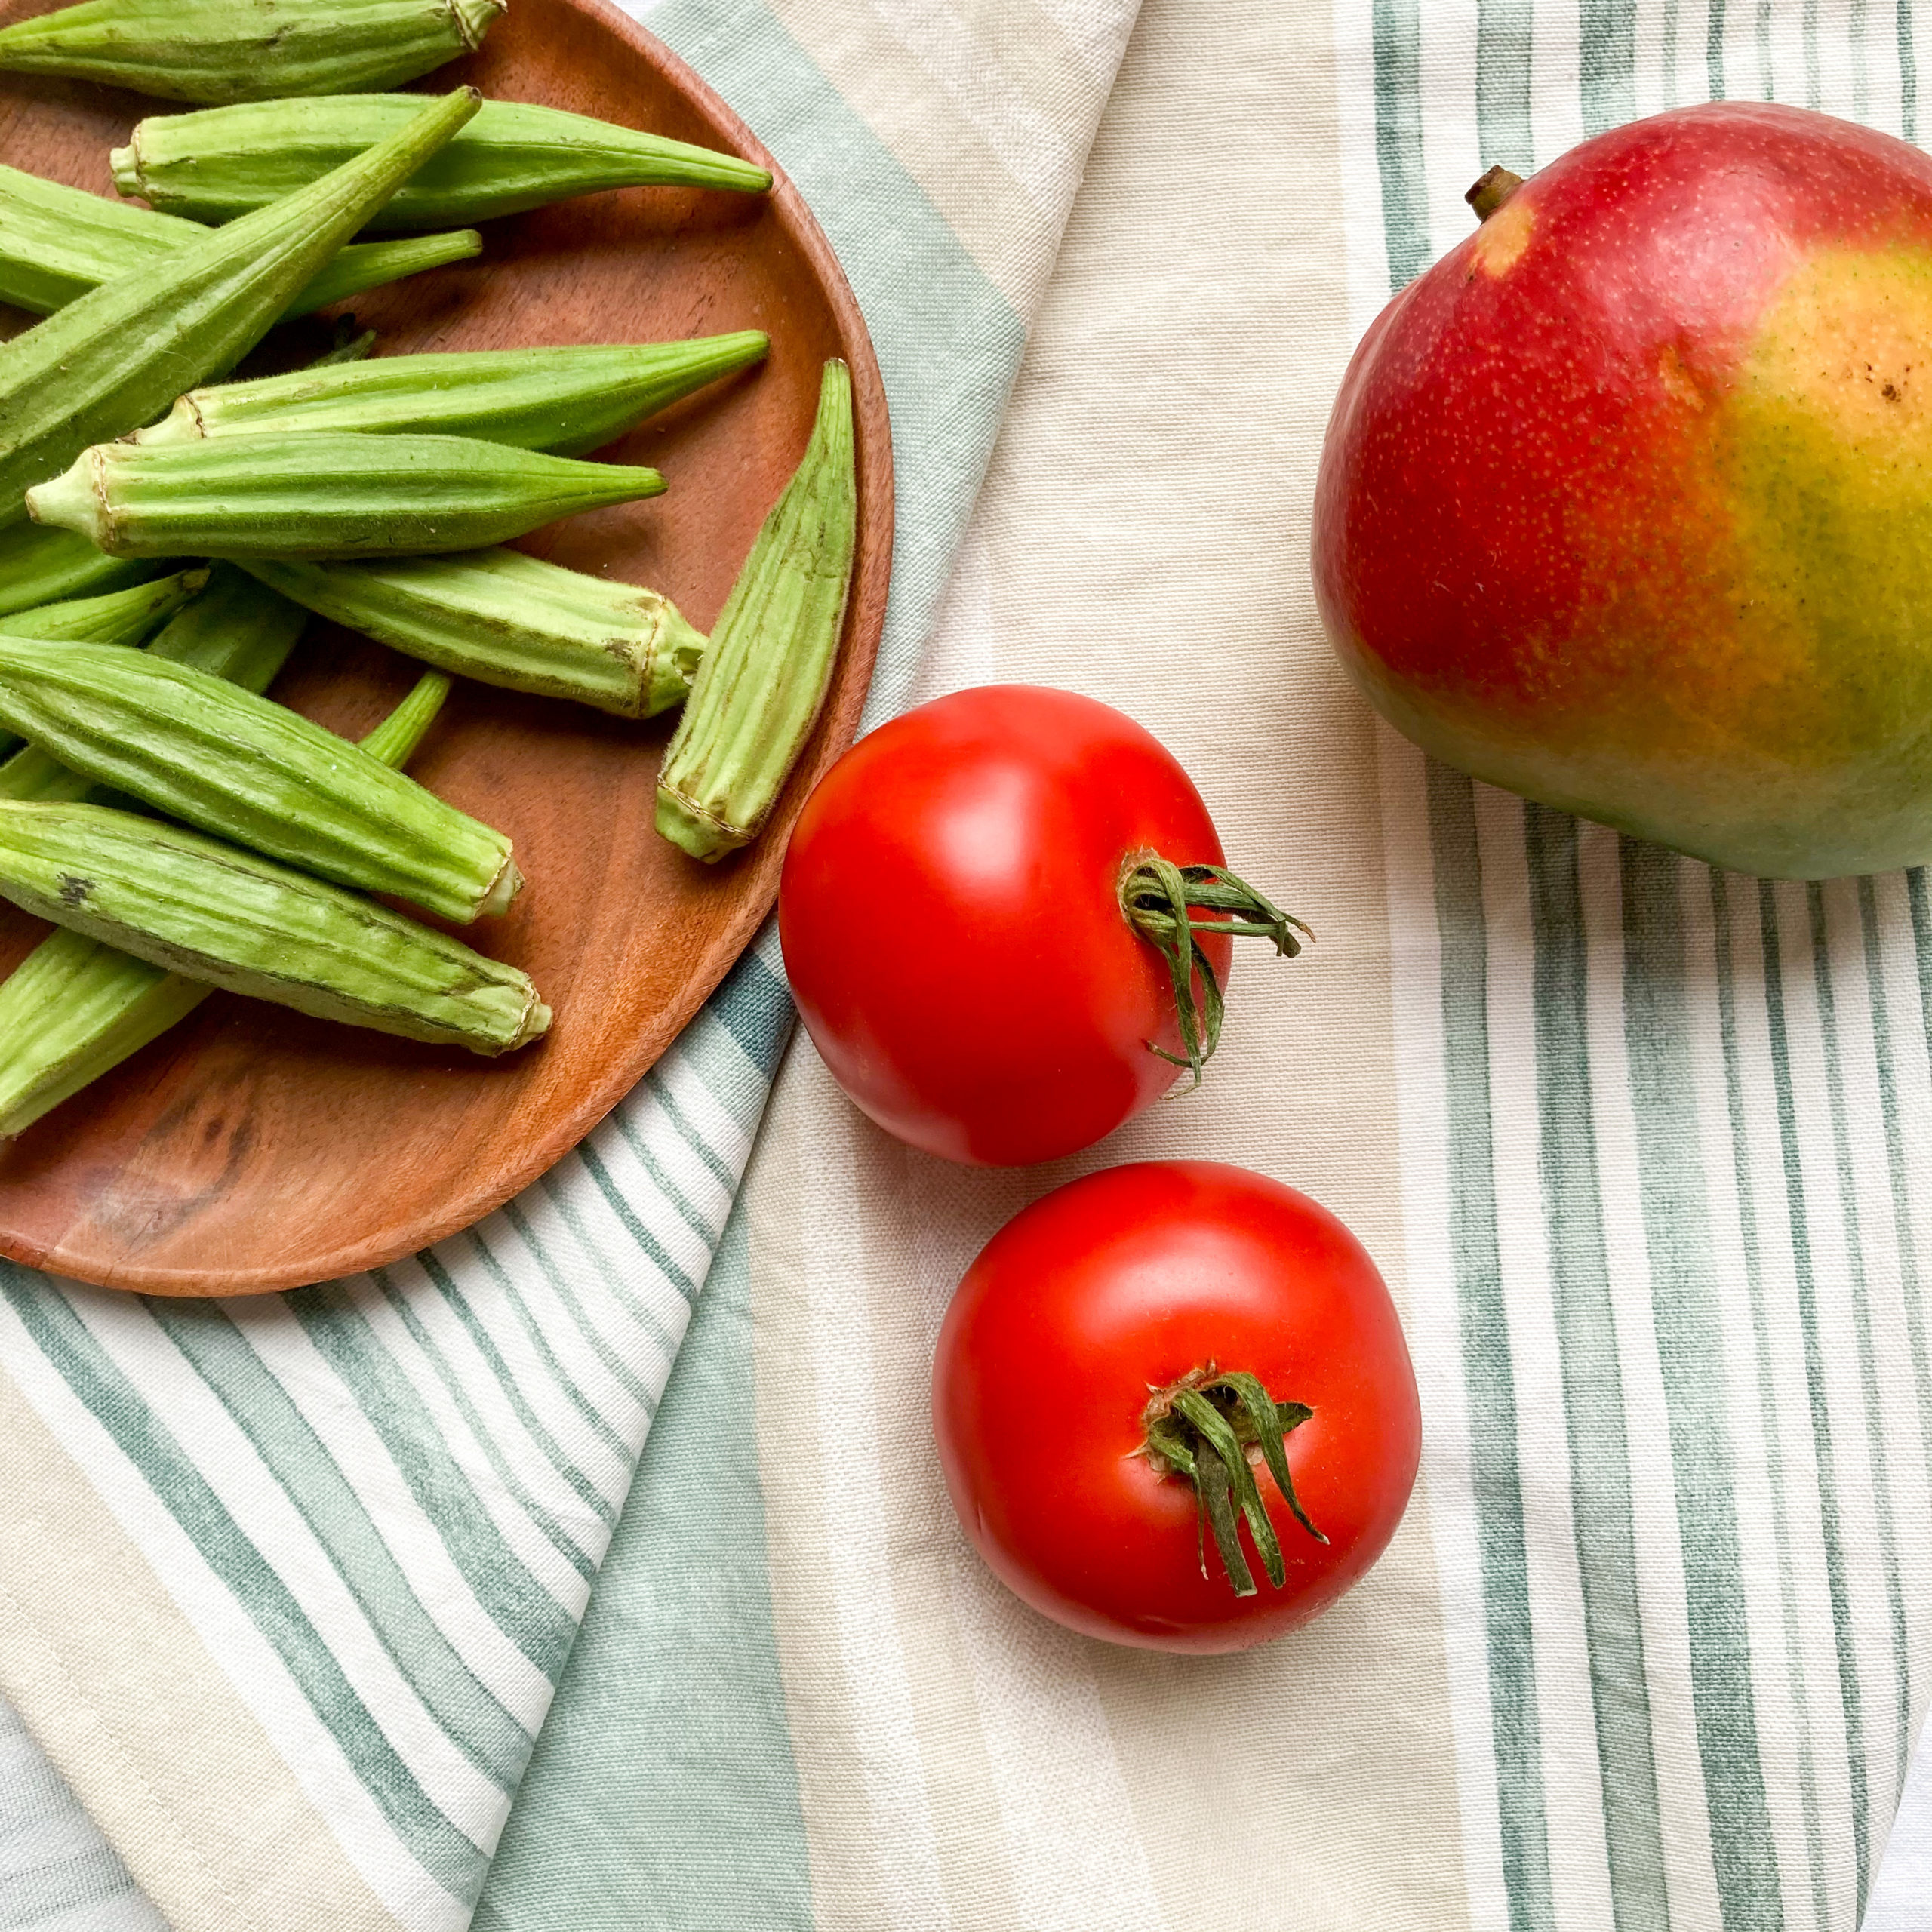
top-left (655, 360), bottom-right (858, 860)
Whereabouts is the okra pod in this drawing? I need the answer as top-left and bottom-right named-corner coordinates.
top-left (0, 525), bottom-right (169, 617)
top-left (657, 360), bottom-right (857, 860)
top-left (29, 430), bottom-right (665, 560)
top-left (0, 636), bottom-right (517, 921)
top-left (140, 333), bottom-right (769, 455)
top-left (0, 165), bottom-right (482, 322)
top-left (0, 0), bottom-right (504, 104)
top-left (0, 563), bottom-right (307, 806)
top-left (113, 93), bottom-right (771, 229)
top-left (0, 86), bottom-right (480, 525)
top-left (0, 666), bottom-right (452, 1135)
top-left (242, 548), bottom-right (704, 718)
top-left (0, 800), bottom-right (546, 1056)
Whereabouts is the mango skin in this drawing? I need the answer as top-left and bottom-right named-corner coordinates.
top-left (1312, 102), bottom-right (1932, 878)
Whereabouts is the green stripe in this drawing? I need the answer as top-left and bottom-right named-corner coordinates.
top-left (460, 1228), bottom-right (636, 1469)
top-left (1860, 880), bottom-right (1932, 1499)
top-left (1804, 0), bottom-right (1823, 108)
top-left (0, 1275), bottom-right (485, 1897)
top-left (1428, 767), bottom-right (1557, 1932)
top-left (1620, 845), bottom-right (1783, 1930)
top-left (1711, 872), bottom-right (1832, 1931)
top-left (1755, 880), bottom-right (1872, 1913)
top-left (1477, 0), bottom-right (1535, 171)
top-left (1901, 0), bottom-right (1921, 140)
top-left (146, 1301), bottom-right (532, 1786)
top-left (531, 1172), bottom-right (684, 1367)
top-left (1373, 0), bottom-right (1432, 287)
top-left (416, 1251), bottom-right (620, 1530)
top-left (1805, 888), bottom-right (1913, 1807)
top-left (367, 1272), bottom-right (600, 1585)
top-left (1754, 0), bottom-right (1774, 97)
top-left (1522, 805), bottom-right (1669, 1929)
top-left (1580, 0), bottom-right (1638, 134)
top-left (498, 1199), bottom-right (666, 1421)
top-left (288, 1285), bottom-right (585, 1663)
top-left (1710, 0), bottom-right (1731, 98)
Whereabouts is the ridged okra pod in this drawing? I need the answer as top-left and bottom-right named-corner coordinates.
top-left (0, 165), bottom-right (481, 321)
top-left (140, 333), bottom-right (769, 455)
top-left (243, 549), bottom-right (705, 718)
top-left (113, 93), bottom-right (772, 229)
top-left (657, 360), bottom-right (857, 860)
top-left (29, 431), bottom-right (665, 560)
top-left (0, 525), bottom-right (170, 617)
top-left (0, 801), bottom-right (546, 1055)
top-left (0, 87), bottom-right (479, 525)
top-left (0, 637), bottom-right (518, 921)
top-left (0, 563), bottom-right (307, 806)
top-left (0, 0), bottom-right (504, 103)
top-left (0, 667), bottom-right (450, 1135)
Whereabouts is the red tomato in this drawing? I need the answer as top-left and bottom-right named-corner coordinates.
top-left (932, 1161), bottom-right (1420, 1652)
top-left (779, 685), bottom-right (1295, 1166)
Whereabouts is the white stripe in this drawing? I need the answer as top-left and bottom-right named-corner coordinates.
top-left (1632, 0), bottom-right (1676, 117)
top-left (1815, 2), bottom-right (1860, 118)
top-left (1864, 0), bottom-right (1907, 140)
top-left (1472, 783), bottom-right (1617, 1930)
top-left (652, 1046), bottom-right (758, 1186)
top-left (372, 1259), bottom-right (609, 1562)
top-left (66, 1294), bottom-right (504, 1838)
top-left (227, 1309), bottom-right (558, 1725)
top-left (1530, 0), bottom-right (1585, 165)
top-left (600, 1085), bottom-right (736, 1243)
top-left (1678, 860), bottom-right (1818, 1932)
top-left (1724, 881), bottom-right (1861, 1928)
top-left (1577, 825), bottom-right (1724, 1927)
top-left (0, 1308), bottom-right (468, 1932)
top-left (1331, 0), bottom-right (1396, 338)
top-left (1820, 881), bottom-right (1932, 1749)
top-left (1418, 0), bottom-right (1481, 262)
top-left (1375, 728), bottom-right (1511, 1932)
top-left (1769, 881), bottom-right (1902, 1844)
top-left (347, 1280), bottom-right (591, 1620)
top-left (1764, 0), bottom-right (1811, 105)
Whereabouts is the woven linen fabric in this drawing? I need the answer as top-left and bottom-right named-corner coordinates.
top-left (0, 2), bottom-right (1141, 1928)
top-left (469, 3), bottom-right (1932, 1930)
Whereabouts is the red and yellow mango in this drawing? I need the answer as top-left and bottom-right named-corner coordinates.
top-left (1312, 102), bottom-right (1932, 878)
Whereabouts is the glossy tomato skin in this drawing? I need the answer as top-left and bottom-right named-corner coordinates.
top-left (777, 686), bottom-right (1232, 1166)
top-left (933, 1162), bottom-right (1420, 1652)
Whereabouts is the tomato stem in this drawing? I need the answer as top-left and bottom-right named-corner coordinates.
top-left (1118, 852), bottom-right (1309, 1088)
top-left (1142, 1366), bottom-right (1327, 1598)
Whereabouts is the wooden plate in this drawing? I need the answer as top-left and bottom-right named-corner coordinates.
top-left (0, 0), bottom-right (893, 1294)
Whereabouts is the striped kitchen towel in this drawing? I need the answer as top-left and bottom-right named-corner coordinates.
top-left (0, 2), bottom-right (1143, 1929)
top-left (469, 3), bottom-right (1932, 1930)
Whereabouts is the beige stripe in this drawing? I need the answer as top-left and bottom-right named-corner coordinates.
top-left (0, 1359), bottom-right (396, 1932)
top-left (765, 0), bottom-right (1135, 315)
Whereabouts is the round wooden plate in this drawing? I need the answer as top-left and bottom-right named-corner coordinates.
top-left (0, 0), bottom-right (893, 1294)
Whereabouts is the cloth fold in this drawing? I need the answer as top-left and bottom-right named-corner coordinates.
top-left (0, 2), bottom-right (1141, 1927)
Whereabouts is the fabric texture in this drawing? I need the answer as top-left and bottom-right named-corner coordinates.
top-left (4, 2), bottom-right (1931, 1930)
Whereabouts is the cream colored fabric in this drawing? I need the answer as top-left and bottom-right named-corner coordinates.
top-left (740, 0), bottom-right (1472, 1921)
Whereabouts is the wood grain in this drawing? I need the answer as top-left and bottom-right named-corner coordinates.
top-left (0, 0), bottom-right (893, 1294)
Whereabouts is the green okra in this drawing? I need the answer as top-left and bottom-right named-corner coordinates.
top-left (0, 799), bottom-right (546, 1057)
top-left (0, 666), bottom-right (451, 1136)
top-left (0, 86), bottom-right (480, 526)
top-left (0, 562), bottom-right (308, 806)
top-left (0, 165), bottom-right (482, 322)
top-left (0, 525), bottom-right (171, 618)
top-left (242, 549), bottom-right (705, 718)
top-left (0, 638), bottom-right (518, 920)
top-left (0, 0), bottom-right (503, 104)
top-left (139, 332), bottom-right (770, 456)
top-left (112, 92), bottom-right (771, 229)
top-left (29, 430), bottom-right (666, 560)
top-left (657, 359), bottom-right (857, 861)
top-left (0, 568), bottom-right (206, 761)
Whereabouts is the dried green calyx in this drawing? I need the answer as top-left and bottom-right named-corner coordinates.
top-left (0, 0), bottom-right (505, 105)
top-left (1141, 1366), bottom-right (1327, 1597)
top-left (657, 358), bottom-right (857, 860)
top-left (26, 429), bottom-right (664, 560)
top-left (242, 549), bottom-right (705, 719)
top-left (113, 91), bottom-right (772, 229)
